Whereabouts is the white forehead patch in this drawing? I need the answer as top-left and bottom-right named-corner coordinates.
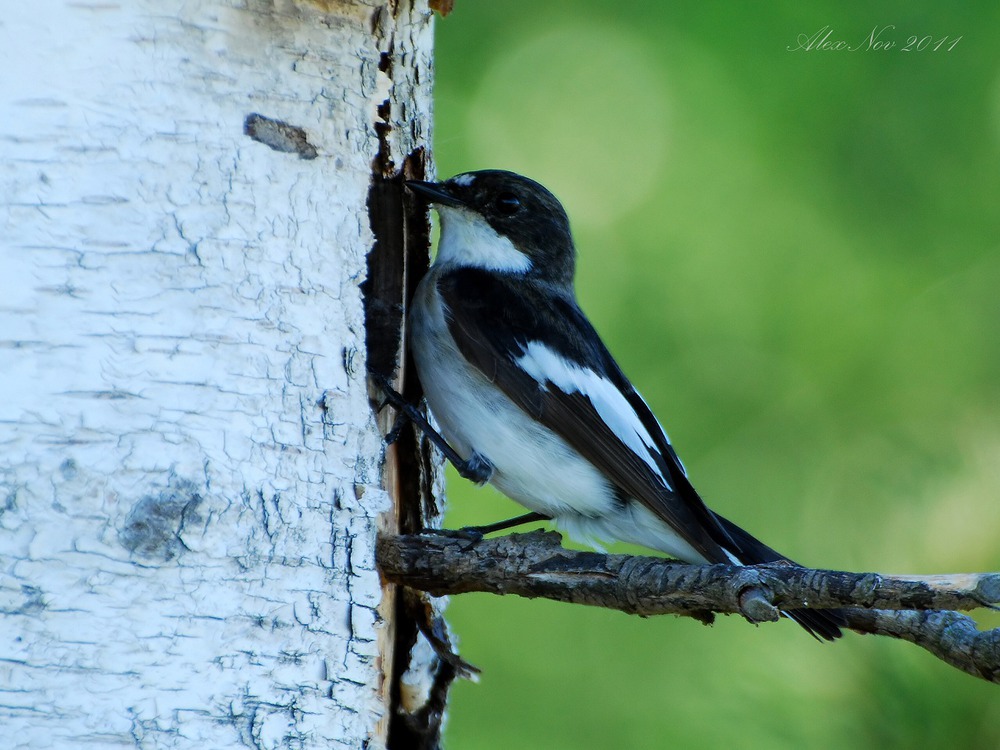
top-left (450, 173), bottom-right (476, 187)
top-left (434, 205), bottom-right (532, 273)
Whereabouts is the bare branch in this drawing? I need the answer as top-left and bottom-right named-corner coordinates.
top-left (845, 609), bottom-right (1000, 682)
top-left (376, 530), bottom-right (1000, 684)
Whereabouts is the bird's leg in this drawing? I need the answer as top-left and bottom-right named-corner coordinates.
top-left (435, 511), bottom-right (553, 552)
top-left (370, 370), bottom-right (549, 549)
top-left (462, 511), bottom-right (550, 536)
top-left (369, 369), bottom-right (494, 484)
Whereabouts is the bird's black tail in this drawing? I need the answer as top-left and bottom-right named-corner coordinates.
top-left (713, 513), bottom-right (846, 641)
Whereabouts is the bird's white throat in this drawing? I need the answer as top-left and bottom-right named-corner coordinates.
top-left (434, 205), bottom-right (532, 273)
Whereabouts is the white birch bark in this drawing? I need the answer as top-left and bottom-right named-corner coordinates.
top-left (0, 1), bottom-right (434, 747)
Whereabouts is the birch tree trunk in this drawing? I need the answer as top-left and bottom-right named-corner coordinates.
top-left (0, 1), bottom-right (436, 748)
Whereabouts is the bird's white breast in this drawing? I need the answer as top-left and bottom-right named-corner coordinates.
top-left (410, 269), bottom-right (615, 520)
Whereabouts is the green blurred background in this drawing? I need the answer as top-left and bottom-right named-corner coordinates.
top-left (428, 2), bottom-right (1000, 747)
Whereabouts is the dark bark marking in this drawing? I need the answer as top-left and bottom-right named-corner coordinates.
top-left (243, 113), bottom-right (318, 160)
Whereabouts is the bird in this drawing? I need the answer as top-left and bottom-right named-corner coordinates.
top-left (400, 169), bottom-right (844, 641)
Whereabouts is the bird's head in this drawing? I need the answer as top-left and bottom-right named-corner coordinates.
top-left (407, 170), bottom-right (576, 287)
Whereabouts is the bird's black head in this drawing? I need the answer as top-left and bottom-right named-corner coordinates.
top-left (407, 170), bottom-right (576, 287)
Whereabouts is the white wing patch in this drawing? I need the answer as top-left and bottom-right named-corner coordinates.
top-left (632, 390), bottom-right (684, 475)
top-left (515, 341), bottom-right (673, 490)
top-left (434, 205), bottom-right (533, 273)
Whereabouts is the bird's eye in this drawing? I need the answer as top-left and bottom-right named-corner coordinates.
top-left (494, 192), bottom-right (522, 215)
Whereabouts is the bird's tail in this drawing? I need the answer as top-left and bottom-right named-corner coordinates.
top-left (713, 513), bottom-right (846, 641)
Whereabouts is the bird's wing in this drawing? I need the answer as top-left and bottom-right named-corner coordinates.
top-left (436, 268), bottom-right (737, 563)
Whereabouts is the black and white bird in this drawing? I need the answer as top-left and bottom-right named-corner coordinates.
top-left (403, 170), bottom-right (844, 641)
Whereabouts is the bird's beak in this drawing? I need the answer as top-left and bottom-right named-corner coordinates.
top-left (405, 180), bottom-right (466, 208)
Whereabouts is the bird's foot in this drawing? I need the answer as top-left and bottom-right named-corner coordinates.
top-left (370, 368), bottom-right (489, 481)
